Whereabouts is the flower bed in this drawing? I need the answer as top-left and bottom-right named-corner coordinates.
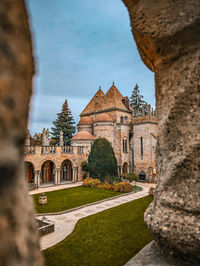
top-left (82, 178), bottom-right (133, 193)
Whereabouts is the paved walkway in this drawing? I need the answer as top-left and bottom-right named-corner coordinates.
top-left (29, 182), bottom-right (82, 195)
top-left (37, 183), bottom-right (156, 250)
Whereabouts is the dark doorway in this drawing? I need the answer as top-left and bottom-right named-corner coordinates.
top-left (139, 170), bottom-right (146, 181)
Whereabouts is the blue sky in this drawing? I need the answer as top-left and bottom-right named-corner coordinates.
top-left (26, 0), bottom-right (155, 135)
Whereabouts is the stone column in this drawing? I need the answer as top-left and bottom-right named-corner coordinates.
top-left (123, 0), bottom-right (200, 263)
top-left (118, 166), bottom-right (123, 175)
top-left (34, 170), bottom-right (36, 185)
top-left (55, 168), bottom-right (61, 185)
top-left (72, 167), bottom-right (78, 182)
top-left (35, 170), bottom-right (41, 189)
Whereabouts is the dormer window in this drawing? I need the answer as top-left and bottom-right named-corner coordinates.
top-left (120, 117), bottom-right (124, 123)
top-left (125, 116), bottom-right (128, 121)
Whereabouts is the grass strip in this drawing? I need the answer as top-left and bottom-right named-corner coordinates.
top-left (43, 195), bottom-right (153, 266)
top-left (33, 186), bottom-right (121, 213)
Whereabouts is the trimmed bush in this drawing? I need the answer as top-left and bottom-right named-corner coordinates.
top-left (113, 182), bottom-right (133, 193)
top-left (81, 161), bottom-right (89, 179)
top-left (121, 173), bottom-right (138, 185)
top-left (81, 161), bottom-right (88, 172)
top-left (98, 182), bottom-right (114, 191)
top-left (82, 178), bottom-right (101, 188)
top-left (88, 138), bottom-right (118, 182)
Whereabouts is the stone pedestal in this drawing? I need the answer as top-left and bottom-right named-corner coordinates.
top-left (39, 195), bottom-right (47, 205)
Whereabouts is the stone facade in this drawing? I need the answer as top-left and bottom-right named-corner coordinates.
top-left (24, 84), bottom-right (158, 187)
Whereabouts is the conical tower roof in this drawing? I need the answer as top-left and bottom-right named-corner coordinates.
top-left (81, 88), bottom-right (104, 116)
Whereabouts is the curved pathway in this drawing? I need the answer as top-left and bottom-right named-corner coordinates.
top-left (37, 183), bottom-right (156, 250)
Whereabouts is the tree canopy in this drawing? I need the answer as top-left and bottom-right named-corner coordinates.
top-left (31, 133), bottom-right (43, 146)
top-left (88, 138), bottom-right (118, 181)
top-left (51, 100), bottom-right (76, 145)
top-left (130, 84), bottom-right (147, 111)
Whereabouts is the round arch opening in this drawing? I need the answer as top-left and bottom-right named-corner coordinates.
top-left (61, 160), bottom-right (73, 182)
top-left (24, 162), bottom-right (35, 184)
top-left (123, 162), bottom-right (129, 174)
top-left (41, 160), bottom-right (55, 184)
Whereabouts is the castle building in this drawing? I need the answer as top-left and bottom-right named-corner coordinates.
top-left (24, 84), bottom-right (158, 188)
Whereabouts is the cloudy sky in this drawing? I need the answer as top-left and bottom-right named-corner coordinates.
top-left (26, 0), bottom-right (155, 135)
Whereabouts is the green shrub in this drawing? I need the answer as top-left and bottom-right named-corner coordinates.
top-left (81, 161), bottom-right (88, 172)
top-left (82, 172), bottom-right (88, 179)
top-left (88, 138), bottom-right (118, 182)
top-left (121, 173), bottom-right (138, 185)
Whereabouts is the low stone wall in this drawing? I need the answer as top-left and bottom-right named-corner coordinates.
top-left (37, 218), bottom-right (55, 237)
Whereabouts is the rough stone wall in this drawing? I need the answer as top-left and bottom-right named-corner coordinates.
top-left (132, 122), bottom-right (157, 181)
top-left (0, 0), bottom-right (42, 265)
top-left (123, 0), bottom-right (200, 262)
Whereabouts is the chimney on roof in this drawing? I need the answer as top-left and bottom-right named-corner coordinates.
top-left (122, 96), bottom-right (129, 109)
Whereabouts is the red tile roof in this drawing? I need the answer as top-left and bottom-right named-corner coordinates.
top-left (72, 131), bottom-right (96, 141)
top-left (95, 113), bottom-right (113, 122)
top-left (78, 116), bottom-right (93, 125)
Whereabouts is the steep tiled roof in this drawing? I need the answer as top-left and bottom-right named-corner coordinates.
top-left (81, 88), bottom-right (104, 115)
top-left (95, 113), bottom-right (113, 122)
top-left (78, 116), bottom-right (93, 125)
top-left (72, 131), bottom-right (96, 141)
top-left (81, 84), bottom-right (129, 116)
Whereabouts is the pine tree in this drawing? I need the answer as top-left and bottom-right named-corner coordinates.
top-left (130, 84), bottom-right (147, 111)
top-left (88, 138), bottom-right (118, 181)
top-left (51, 100), bottom-right (76, 145)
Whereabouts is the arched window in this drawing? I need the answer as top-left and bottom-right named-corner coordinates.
top-left (123, 139), bottom-right (128, 153)
top-left (140, 137), bottom-right (143, 159)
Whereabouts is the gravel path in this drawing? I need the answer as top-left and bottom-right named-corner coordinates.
top-left (37, 183), bottom-right (156, 250)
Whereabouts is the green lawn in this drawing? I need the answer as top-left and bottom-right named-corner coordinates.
top-left (43, 196), bottom-right (153, 266)
top-left (33, 186), bottom-right (121, 213)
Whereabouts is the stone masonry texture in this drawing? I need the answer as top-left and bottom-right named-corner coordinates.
top-left (0, 1), bottom-right (42, 265)
top-left (123, 0), bottom-right (200, 263)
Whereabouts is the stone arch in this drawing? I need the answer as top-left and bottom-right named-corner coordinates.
top-left (139, 170), bottom-right (146, 181)
top-left (39, 158), bottom-right (57, 170)
top-left (24, 161), bottom-right (35, 184)
top-left (122, 162), bottom-right (129, 174)
top-left (61, 159), bottom-right (73, 182)
top-left (41, 160), bottom-right (55, 184)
